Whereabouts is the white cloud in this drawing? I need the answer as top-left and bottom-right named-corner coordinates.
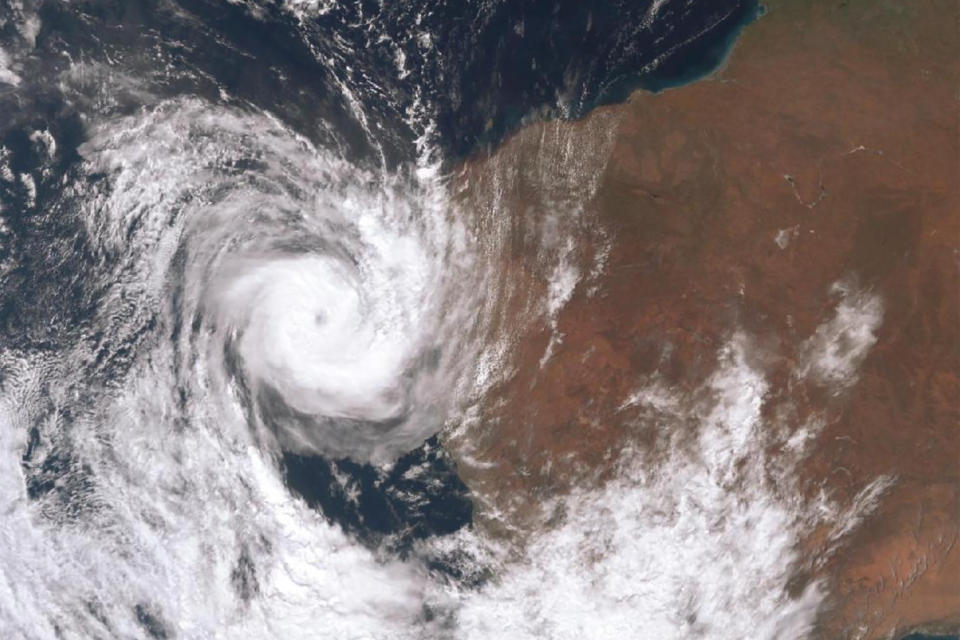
top-left (799, 280), bottom-right (883, 391)
top-left (0, 47), bottom-right (21, 86)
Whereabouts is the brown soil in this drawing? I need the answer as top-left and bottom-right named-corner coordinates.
top-left (446, 0), bottom-right (959, 637)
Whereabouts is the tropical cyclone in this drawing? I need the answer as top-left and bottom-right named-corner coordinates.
top-left (444, 0), bottom-right (959, 637)
top-left (0, 0), bottom-right (954, 637)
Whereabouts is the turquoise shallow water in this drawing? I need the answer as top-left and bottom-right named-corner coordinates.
top-left (634, 3), bottom-right (765, 93)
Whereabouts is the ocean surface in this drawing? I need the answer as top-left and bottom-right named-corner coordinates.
top-left (1, 0), bottom-right (758, 563)
top-left (3, 2), bottom-right (941, 639)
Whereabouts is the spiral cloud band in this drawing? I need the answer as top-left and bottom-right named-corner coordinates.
top-left (77, 99), bottom-right (483, 463)
top-left (0, 2), bottom-right (906, 638)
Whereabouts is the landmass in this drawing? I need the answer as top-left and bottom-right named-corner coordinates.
top-left (445, 0), bottom-right (959, 637)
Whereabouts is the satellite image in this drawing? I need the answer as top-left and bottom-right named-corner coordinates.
top-left (0, 0), bottom-right (957, 638)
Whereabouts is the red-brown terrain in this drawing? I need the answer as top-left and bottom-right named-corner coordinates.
top-left (445, 0), bottom-right (958, 637)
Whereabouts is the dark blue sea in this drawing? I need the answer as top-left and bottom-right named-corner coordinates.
top-left (1, 0), bottom-right (759, 550)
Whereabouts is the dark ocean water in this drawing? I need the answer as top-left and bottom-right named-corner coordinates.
top-left (281, 435), bottom-right (473, 554)
top-left (2, 0), bottom-right (761, 165)
top-left (3, 4), bottom-right (954, 638)
top-left (1, 0), bottom-right (760, 551)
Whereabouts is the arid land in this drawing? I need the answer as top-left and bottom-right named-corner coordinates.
top-left (445, 1), bottom-right (959, 637)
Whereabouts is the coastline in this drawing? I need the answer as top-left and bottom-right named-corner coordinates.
top-left (446, 0), bottom-right (959, 637)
